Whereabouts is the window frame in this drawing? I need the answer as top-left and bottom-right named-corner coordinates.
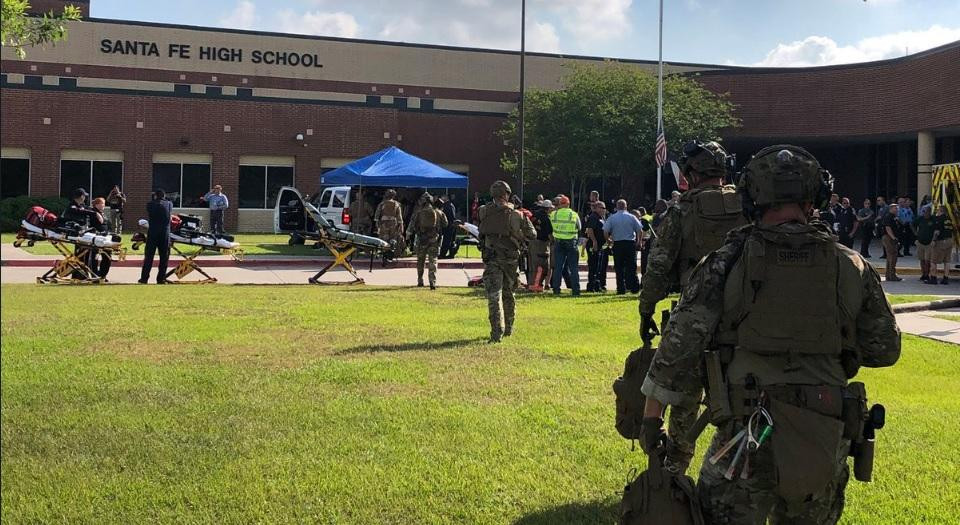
top-left (58, 158), bottom-right (123, 200)
top-left (150, 161), bottom-right (212, 208)
top-left (0, 156), bottom-right (31, 198)
top-left (238, 163), bottom-right (295, 209)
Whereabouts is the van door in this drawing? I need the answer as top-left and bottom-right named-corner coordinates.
top-left (274, 186), bottom-right (306, 233)
top-left (323, 188), bottom-right (350, 229)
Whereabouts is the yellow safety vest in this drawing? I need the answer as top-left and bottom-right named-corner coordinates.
top-left (550, 208), bottom-right (579, 240)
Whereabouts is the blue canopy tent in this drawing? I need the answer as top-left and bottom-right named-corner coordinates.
top-left (321, 146), bottom-right (468, 189)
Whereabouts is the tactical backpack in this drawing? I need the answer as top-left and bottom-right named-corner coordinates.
top-left (677, 185), bottom-right (746, 285)
top-left (619, 453), bottom-right (704, 525)
top-left (417, 207), bottom-right (438, 232)
top-left (613, 344), bottom-right (656, 440)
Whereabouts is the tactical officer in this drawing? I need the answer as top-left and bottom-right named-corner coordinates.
top-left (640, 145), bottom-right (900, 524)
top-left (478, 181), bottom-right (536, 342)
top-left (375, 189), bottom-right (405, 254)
top-left (407, 192), bottom-right (448, 289)
top-left (349, 189), bottom-right (374, 236)
top-left (637, 140), bottom-right (747, 471)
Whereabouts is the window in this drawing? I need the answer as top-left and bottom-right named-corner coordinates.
top-left (25, 75), bottom-right (41, 87)
top-left (59, 160), bottom-right (122, 199)
top-left (366, 95), bottom-right (381, 105)
top-left (331, 189), bottom-right (347, 208)
top-left (237, 165), bottom-right (294, 208)
top-left (237, 87), bottom-right (252, 98)
top-left (151, 162), bottom-right (211, 207)
top-left (206, 86), bottom-right (222, 95)
top-left (421, 99), bottom-right (435, 111)
top-left (1, 158), bottom-right (30, 198)
top-left (174, 84), bottom-right (190, 94)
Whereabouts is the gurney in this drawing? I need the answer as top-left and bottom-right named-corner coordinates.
top-left (14, 207), bottom-right (125, 284)
top-left (132, 215), bottom-right (243, 284)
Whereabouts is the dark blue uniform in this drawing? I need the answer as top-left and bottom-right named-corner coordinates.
top-left (140, 198), bottom-right (173, 283)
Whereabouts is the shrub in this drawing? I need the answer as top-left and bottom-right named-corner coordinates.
top-left (0, 196), bottom-right (70, 232)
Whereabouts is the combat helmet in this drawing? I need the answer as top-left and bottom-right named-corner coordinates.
top-left (681, 140), bottom-right (729, 180)
top-left (419, 192), bottom-right (433, 204)
top-left (738, 145), bottom-right (834, 216)
top-left (490, 180), bottom-right (512, 199)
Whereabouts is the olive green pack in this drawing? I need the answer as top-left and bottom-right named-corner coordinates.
top-left (677, 185), bottom-right (747, 286)
top-left (619, 453), bottom-right (705, 525)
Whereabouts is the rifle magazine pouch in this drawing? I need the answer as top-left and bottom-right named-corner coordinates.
top-left (769, 398), bottom-right (844, 504)
top-left (613, 346), bottom-right (656, 440)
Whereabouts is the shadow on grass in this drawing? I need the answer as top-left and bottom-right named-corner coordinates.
top-left (513, 498), bottom-right (619, 525)
top-left (336, 337), bottom-right (487, 355)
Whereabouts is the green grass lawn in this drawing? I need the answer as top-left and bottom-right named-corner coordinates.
top-left (933, 314), bottom-right (960, 323)
top-left (886, 294), bottom-right (943, 305)
top-left (1, 286), bottom-right (958, 524)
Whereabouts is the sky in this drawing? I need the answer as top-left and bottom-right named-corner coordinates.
top-left (90, 0), bottom-right (960, 67)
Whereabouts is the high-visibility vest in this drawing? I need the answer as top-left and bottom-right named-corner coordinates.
top-left (550, 208), bottom-right (579, 240)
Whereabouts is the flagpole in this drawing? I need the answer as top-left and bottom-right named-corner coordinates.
top-left (656, 0), bottom-right (664, 200)
top-left (519, 0), bottom-right (526, 202)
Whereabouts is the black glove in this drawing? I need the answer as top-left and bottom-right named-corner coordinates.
top-left (640, 417), bottom-right (668, 455)
top-left (640, 313), bottom-right (660, 343)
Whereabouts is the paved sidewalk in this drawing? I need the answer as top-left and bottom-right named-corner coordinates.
top-left (895, 308), bottom-right (960, 345)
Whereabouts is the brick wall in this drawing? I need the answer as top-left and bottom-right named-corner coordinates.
top-left (27, 0), bottom-right (89, 18)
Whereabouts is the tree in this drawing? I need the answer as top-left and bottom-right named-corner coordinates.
top-left (499, 63), bottom-right (739, 204)
top-left (1, 0), bottom-right (81, 59)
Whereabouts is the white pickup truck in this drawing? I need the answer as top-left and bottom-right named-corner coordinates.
top-left (273, 185), bottom-right (353, 233)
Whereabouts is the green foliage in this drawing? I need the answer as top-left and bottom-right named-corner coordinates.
top-left (500, 63), bottom-right (739, 198)
top-left (1, 285), bottom-right (954, 523)
top-left (1, 0), bottom-right (81, 59)
top-left (0, 195), bottom-right (69, 231)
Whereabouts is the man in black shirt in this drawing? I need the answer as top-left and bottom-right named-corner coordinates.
top-left (836, 197), bottom-right (857, 248)
top-left (584, 201), bottom-right (608, 292)
top-left (438, 195), bottom-right (458, 259)
top-left (61, 187), bottom-right (94, 228)
top-left (855, 198), bottom-right (875, 257)
top-left (139, 189), bottom-right (173, 284)
top-left (527, 200), bottom-right (554, 291)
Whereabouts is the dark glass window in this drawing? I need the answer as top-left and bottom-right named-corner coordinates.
top-left (152, 163), bottom-right (182, 206)
top-left (206, 85), bottom-right (222, 95)
top-left (238, 165), bottom-right (266, 208)
top-left (421, 99), bottom-right (434, 111)
top-left (266, 166), bottom-right (294, 209)
top-left (238, 165), bottom-right (294, 208)
top-left (59, 77), bottom-right (77, 88)
top-left (25, 75), bottom-right (42, 87)
top-left (92, 161), bottom-right (122, 199)
top-left (237, 87), bottom-right (252, 98)
top-left (60, 160), bottom-right (91, 198)
top-left (395, 97), bottom-right (407, 109)
top-left (181, 164), bottom-right (211, 207)
top-left (366, 95), bottom-right (380, 105)
top-left (0, 158), bottom-right (30, 198)
top-left (174, 84), bottom-right (190, 94)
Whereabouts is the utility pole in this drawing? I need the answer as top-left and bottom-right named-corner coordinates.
top-left (519, 0), bottom-right (526, 202)
top-left (656, 0), bottom-right (664, 200)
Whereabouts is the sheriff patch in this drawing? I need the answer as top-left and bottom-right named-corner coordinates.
top-left (776, 248), bottom-right (812, 265)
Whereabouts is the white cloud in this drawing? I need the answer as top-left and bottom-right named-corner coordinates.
top-left (378, 17), bottom-right (422, 41)
top-left (276, 10), bottom-right (360, 38)
top-left (219, 0), bottom-right (257, 30)
top-left (549, 0), bottom-right (633, 42)
top-left (753, 24), bottom-right (960, 67)
top-left (528, 21), bottom-right (561, 53)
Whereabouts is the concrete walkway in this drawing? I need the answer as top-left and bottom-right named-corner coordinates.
top-left (895, 308), bottom-right (960, 345)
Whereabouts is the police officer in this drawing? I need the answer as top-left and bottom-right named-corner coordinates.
top-left (407, 192), bottom-right (448, 289)
top-left (375, 189), bottom-right (405, 254)
top-left (640, 145), bottom-right (900, 524)
top-left (478, 181), bottom-right (536, 342)
top-left (139, 189), bottom-right (173, 284)
top-left (637, 140), bottom-right (747, 471)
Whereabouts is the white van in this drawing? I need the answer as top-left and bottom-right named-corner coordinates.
top-left (274, 185), bottom-right (352, 233)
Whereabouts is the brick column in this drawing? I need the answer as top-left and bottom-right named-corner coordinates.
top-left (918, 130), bottom-right (935, 204)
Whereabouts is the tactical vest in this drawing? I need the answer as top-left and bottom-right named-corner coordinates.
top-left (380, 200), bottom-right (400, 221)
top-left (551, 208), bottom-right (579, 240)
top-left (677, 185), bottom-right (746, 285)
top-left (480, 203), bottom-right (521, 251)
top-left (717, 229), bottom-right (859, 360)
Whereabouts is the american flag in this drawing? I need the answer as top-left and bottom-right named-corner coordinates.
top-left (655, 128), bottom-right (667, 168)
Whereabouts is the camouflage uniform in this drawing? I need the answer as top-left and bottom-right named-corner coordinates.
top-left (375, 193), bottom-right (405, 252)
top-left (409, 195), bottom-right (448, 288)
top-left (349, 194), bottom-right (374, 236)
top-left (641, 146), bottom-right (901, 524)
top-left (479, 181), bottom-right (536, 342)
top-left (638, 143), bottom-right (747, 471)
